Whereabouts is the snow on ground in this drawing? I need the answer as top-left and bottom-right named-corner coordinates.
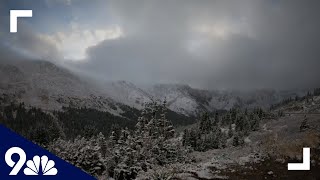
top-left (164, 107), bottom-right (320, 179)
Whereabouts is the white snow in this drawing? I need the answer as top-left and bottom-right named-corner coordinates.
top-left (0, 59), bottom-right (309, 117)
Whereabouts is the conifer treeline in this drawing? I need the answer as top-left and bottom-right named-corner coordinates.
top-left (270, 88), bottom-right (320, 110)
top-left (0, 94), bottom-right (271, 179)
top-left (49, 100), bottom-right (188, 179)
top-left (183, 108), bottom-right (265, 151)
top-left (0, 95), bottom-right (195, 145)
top-left (0, 102), bottom-right (136, 145)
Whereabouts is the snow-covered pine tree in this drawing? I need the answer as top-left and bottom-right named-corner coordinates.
top-left (159, 99), bottom-right (175, 139)
top-left (110, 100), bottom-right (185, 179)
top-left (48, 136), bottom-right (106, 177)
top-left (97, 132), bottom-right (108, 158)
top-left (235, 115), bottom-right (244, 132)
top-left (242, 115), bottom-right (251, 136)
top-left (232, 132), bottom-right (244, 147)
top-left (218, 130), bottom-right (227, 149)
top-left (213, 112), bottom-right (219, 126)
top-left (110, 124), bottom-right (122, 141)
top-left (199, 112), bottom-right (212, 133)
top-left (182, 129), bottom-right (190, 146)
top-left (145, 101), bottom-right (159, 138)
top-left (250, 113), bottom-right (260, 131)
top-left (183, 129), bottom-right (200, 149)
top-left (228, 123), bottom-right (234, 138)
top-left (300, 116), bottom-right (310, 132)
top-left (112, 128), bottom-right (140, 180)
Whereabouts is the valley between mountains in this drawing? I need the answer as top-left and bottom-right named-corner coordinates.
top-left (0, 59), bottom-right (319, 179)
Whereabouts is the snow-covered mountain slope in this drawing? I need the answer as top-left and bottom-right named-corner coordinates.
top-left (101, 82), bottom-right (212, 115)
top-left (103, 81), bottom-right (305, 116)
top-left (103, 81), bottom-right (152, 109)
top-left (101, 81), bottom-right (205, 116)
top-left (146, 84), bottom-right (210, 115)
top-left (0, 59), bottom-right (306, 117)
top-left (0, 59), bottom-right (124, 114)
top-left (207, 89), bottom-right (306, 111)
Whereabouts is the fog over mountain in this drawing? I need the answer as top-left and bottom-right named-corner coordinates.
top-left (0, 58), bottom-right (307, 118)
top-left (2, 2), bottom-right (320, 179)
top-left (1, 0), bottom-right (320, 90)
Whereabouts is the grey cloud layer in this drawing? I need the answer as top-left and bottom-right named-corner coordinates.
top-left (79, 0), bottom-right (320, 90)
top-left (3, 0), bottom-right (320, 90)
top-left (0, 13), bottom-right (61, 61)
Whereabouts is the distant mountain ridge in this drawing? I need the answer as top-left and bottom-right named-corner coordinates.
top-left (0, 59), bottom-right (307, 117)
top-left (0, 59), bottom-right (123, 115)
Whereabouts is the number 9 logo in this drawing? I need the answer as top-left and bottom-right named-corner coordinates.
top-left (5, 147), bottom-right (27, 175)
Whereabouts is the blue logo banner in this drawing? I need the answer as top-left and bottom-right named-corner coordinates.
top-left (0, 125), bottom-right (95, 179)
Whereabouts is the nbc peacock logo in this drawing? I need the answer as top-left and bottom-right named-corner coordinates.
top-left (24, 155), bottom-right (58, 176)
top-left (5, 147), bottom-right (58, 176)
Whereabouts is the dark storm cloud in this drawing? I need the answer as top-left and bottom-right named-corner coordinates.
top-left (2, 0), bottom-right (320, 90)
top-left (70, 0), bottom-right (320, 90)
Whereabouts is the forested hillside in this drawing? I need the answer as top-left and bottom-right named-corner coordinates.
top-left (1, 89), bottom-right (320, 179)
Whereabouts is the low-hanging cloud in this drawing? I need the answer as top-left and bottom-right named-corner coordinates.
top-left (2, 0), bottom-right (320, 90)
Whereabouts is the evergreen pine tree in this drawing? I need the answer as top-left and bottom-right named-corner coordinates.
top-left (232, 132), bottom-right (244, 147)
top-left (228, 123), bottom-right (233, 138)
top-left (199, 112), bottom-right (212, 133)
top-left (97, 132), bottom-right (108, 158)
top-left (218, 130), bottom-right (227, 149)
top-left (300, 116), bottom-right (310, 132)
top-left (250, 114), bottom-right (260, 131)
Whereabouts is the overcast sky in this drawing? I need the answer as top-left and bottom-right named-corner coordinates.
top-left (1, 0), bottom-right (320, 90)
